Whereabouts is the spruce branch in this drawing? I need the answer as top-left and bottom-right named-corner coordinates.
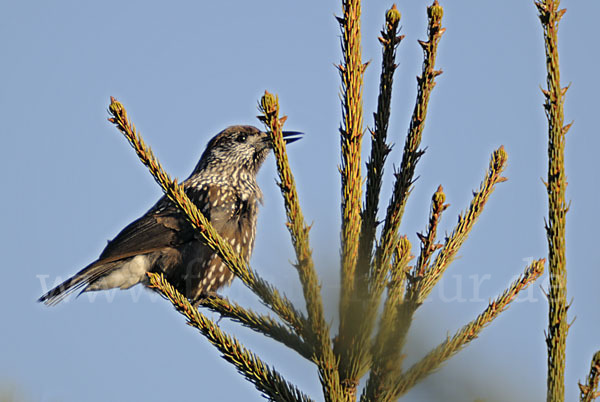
top-left (356, 4), bottom-right (403, 289)
top-left (408, 146), bottom-right (508, 304)
top-left (336, 5), bottom-right (405, 391)
top-left (199, 296), bottom-right (313, 361)
top-left (336, 3), bottom-right (445, 393)
top-left (362, 236), bottom-right (413, 402)
top-left (414, 184), bottom-right (448, 278)
top-left (353, 6), bottom-right (445, 368)
top-left (377, 184), bottom-right (448, 378)
top-left (535, 1), bottom-right (570, 400)
top-left (579, 351), bottom-right (600, 402)
top-left (335, 0), bottom-right (369, 397)
top-left (258, 92), bottom-right (343, 401)
top-left (389, 238), bottom-right (412, 301)
top-left (147, 273), bottom-right (312, 402)
top-left (385, 148), bottom-right (507, 382)
top-left (107, 97), bottom-right (307, 336)
top-left (392, 259), bottom-right (546, 399)
top-left (373, 0), bottom-right (445, 295)
top-left (337, 0), bottom-right (366, 363)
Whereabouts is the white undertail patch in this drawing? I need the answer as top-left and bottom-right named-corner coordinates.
top-left (87, 255), bottom-right (150, 291)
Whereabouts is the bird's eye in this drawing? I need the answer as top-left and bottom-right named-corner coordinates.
top-left (236, 133), bottom-right (248, 143)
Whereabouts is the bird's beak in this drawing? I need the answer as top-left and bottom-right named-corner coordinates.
top-left (282, 131), bottom-right (304, 144)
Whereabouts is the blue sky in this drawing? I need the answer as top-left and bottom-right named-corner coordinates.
top-left (1, 1), bottom-right (599, 401)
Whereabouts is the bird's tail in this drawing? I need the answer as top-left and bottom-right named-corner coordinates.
top-left (38, 261), bottom-right (118, 306)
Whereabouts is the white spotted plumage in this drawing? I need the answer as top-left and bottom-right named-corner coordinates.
top-left (38, 125), bottom-right (295, 307)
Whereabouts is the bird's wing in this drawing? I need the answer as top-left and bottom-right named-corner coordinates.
top-left (96, 201), bottom-right (190, 263)
top-left (39, 185), bottom-right (218, 305)
top-left (96, 186), bottom-right (217, 264)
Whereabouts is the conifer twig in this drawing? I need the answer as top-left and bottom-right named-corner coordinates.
top-left (579, 351), bottom-right (600, 402)
top-left (535, 1), bottom-right (570, 400)
top-left (409, 146), bottom-right (508, 303)
top-left (199, 296), bottom-right (313, 361)
top-left (412, 185), bottom-right (448, 282)
top-left (107, 97), bottom-right (307, 336)
top-left (387, 147), bottom-right (507, 380)
top-left (353, 6), bottom-right (445, 371)
top-left (385, 185), bottom-right (447, 373)
top-left (362, 236), bottom-right (412, 402)
top-left (337, 4), bottom-right (404, 388)
top-left (258, 92), bottom-right (343, 401)
top-left (337, 3), bottom-right (445, 391)
top-left (392, 259), bottom-right (546, 399)
top-left (373, 0), bottom-right (445, 294)
top-left (337, 0), bottom-right (366, 366)
top-left (335, 0), bottom-right (368, 398)
top-left (356, 4), bottom-right (403, 288)
top-left (147, 273), bottom-right (312, 402)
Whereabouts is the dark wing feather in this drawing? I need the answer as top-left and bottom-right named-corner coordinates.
top-left (39, 186), bottom-right (211, 305)
top-left (97, 200), bottom-right (193, 263)
top-left (97, 181), bottom-right (216, 263)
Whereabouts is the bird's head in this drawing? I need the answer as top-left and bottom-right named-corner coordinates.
top-left (193, 125), bottom-right (302, 177)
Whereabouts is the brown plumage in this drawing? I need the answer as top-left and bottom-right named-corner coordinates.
top-left (39, 125), bottom-right (302, 306)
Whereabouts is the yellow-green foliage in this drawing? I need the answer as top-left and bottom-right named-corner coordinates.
top-left (102, 1), bottom-right (585, 400)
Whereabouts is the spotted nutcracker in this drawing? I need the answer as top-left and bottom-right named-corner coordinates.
top-left (39, 125), bottom-right (302, 306)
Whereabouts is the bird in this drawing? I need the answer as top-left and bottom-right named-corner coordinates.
top-left (39, 125), bottom-right (302, 306)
